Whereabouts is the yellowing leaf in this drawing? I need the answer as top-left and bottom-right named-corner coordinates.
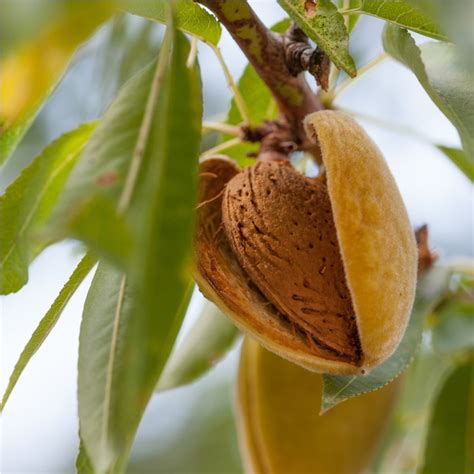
top-left (237, 338), bottom-right (401, 474)
top-left (0, 1), bottom-right (114, 164)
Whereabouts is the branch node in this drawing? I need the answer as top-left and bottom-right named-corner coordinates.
top-left (283, 23), bottom-right (330, 91)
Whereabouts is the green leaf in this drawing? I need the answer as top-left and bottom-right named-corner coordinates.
top-left (406, 0), bottom-right (474, 72)
top-left (78, 17), bottom-right (202, 472)
top-left (0, 253), bottom-right (95, 411)
top-left (432, 301), bottom-right (474, 354)
top-left (76, 440), bottom-right (95, 474)
top-left (277, 0), bottom-right (356, 77)
top-left (383, 25), bottom-right (474, 160)
top-left (156, 300), bottom-right (240, 392)
top-left (52, 195), bottom-right (134, 269)
top-left (352, 0), bottom-right (446, 41)
top-left (113, 22), bottom-right (201, 456)
top-left (78, 262), bottom-right (136, 473)
top-left (52, 62), bottom-right (157, 220)
top-left (437, 146), bottom-right (474, 182)
top-left (122, 0), bottom-right (222, 45)
top-left (322, 266), bottom-right (453, 411)
top-left (431, 274), bottom-right (474, 354)
top-left (0, 122), bottom-right (96, 294)
top-left (0, 1), bottom-right (113, 165)
top-left (420, 356), bottom-right (474, 474)
top-left (50, 58), bottom-right (167, 252)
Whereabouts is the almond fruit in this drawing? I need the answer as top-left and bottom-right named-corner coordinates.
top-left (195, 111), bottom-right (417, 374)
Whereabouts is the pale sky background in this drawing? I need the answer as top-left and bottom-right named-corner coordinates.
top-left (1, 1), bottom-right (472, 472)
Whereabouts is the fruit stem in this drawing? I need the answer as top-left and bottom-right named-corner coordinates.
top-left (208, 44), bottom-right (252, 124)
top-left (323, 53), bottom-right (389, 106)
top-left (202, 121), bottom-right (241, 136)
top-left (200, 136), bottom-right (242, 158)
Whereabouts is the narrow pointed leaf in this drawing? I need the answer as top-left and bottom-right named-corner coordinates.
top-left (0, 253), bottom-right (96, 411)
top-left (112, 24), bottom-right (202, 458)
top-left (78, 15), bottom-right (202, 472)
top-left (322, 266), bottom-right (453, 411)
top-left (0, 1), bottom-right (113, 165)
top-left (123, 0), bottom-right (221, 45)
top-left (78, 262), bottom-right (136, 473)
top-left (383, 25), bottom-right (474, 160)
top-left (0, 122), bottom-right (96, 294)
top-left (437, 146), bottom-right (474, 182)
top-left (156, 300), bottom-right (240, 392)
top-left (420, 356), bottom-right (474, 474)
top-left (354, 0), bottom-right (446, 41)
top-left (277, 0), bottom-right (356, 77)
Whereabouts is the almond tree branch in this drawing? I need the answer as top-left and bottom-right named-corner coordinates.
top-left (196, 0), bottom-right (323, 160)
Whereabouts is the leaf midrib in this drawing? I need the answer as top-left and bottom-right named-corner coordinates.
top-left (99, 274), bottom-right (127, 458)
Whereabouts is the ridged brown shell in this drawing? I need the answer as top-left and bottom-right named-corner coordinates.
top-left (222, 160), bottom-right (361, 365)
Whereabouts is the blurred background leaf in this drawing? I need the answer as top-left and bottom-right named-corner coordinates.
top-left (128, 349), bottom-right (242, 474)
top-left (420, 356), bottom-right (474, 474)
top-left (406, 0), bottom-right (474, 73)
top-left (431, 273), bottom-right (474, 354)
top-left (383, 24), bottom-right (474, 161)
top-left (437, 146), bottom-right (474, 183)
top-left (0, 11), bottom-right (163, 192)
top-left (156, 299), bottom-right (240, 392)
top-left (0, 0), bottom-right (115, 165)
top-left (370, 348), bottom-right (454, 473)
